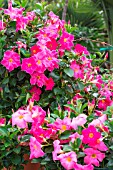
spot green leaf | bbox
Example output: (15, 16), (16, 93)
(77, 82), (84, 90)
(36, 3), (43, 10)
(13, 146), (21, 154)
(20, 48), (30, 57)
(17, 71), (26, 81)
(63, 145), (72, 152)
(60, 130), (71, 140)
(2, 77), (9, 84)
(20, 135), (31, 142)
(11, 155), (21, 165)
(31, 158), (42, 163)
(54, 87), (63, 95)
(64, 68), (74, 77)
(0, 127), (8, 136)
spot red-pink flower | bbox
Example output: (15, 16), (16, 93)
(70, 60), (84, 79)
(46, 38), (58, 50)
(57, 151), (77, 170)
(59, 31), (74, 50)
(29, 86), (42, 102)
(21, 57), (37, 75)
(29, 137), (45, 159)
(0, 118), (6, 126)
(1, 50), (20, 72)
(84, 148), (105, 167)
(82, 125), (101, 145)
(12, 109), (33, 128)
(45, 77), (55, 90)
(74, 44), (89, 56)
(30, 72), (47, 87)
(98, 97), (112, 111)
(30, 45), (41, 56)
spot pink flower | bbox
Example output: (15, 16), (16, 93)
(46, 38), (58, 50)
(29, 86), (42, 102)
(30, 72), (47, 87)
(16, 41), (26, 50)
(71, 114), (87, 130)
(12, 109), (33, 128)
(21, 57), (37, 75)
(89, 114), (107, 127)
(1, 50), (20, 72)
(98, 97), (112, 111)
(84, 148), (105, 167)
(70, 60), (84, 79)
(74, 163), (94, 170)
(69, 132), (83, 143)
(82, 125), (101, 145)
(52, 140), (63, 160)
(30, 45), (41, 56)
(0, 118), (6, 126)
(48, 117), (71, 132)
(59, 31), (74, 50)
(74, 44), (89, 56)
(31, 105), (46, 125)
(57, 151), (77, 170)
(45, 77), (55, 90)
(4, 1), (24, 20)
(29, 137), (45, 159)
(92, 139), (108, 151)
(0, 20), (6, 31)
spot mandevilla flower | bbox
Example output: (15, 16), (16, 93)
(84, 148), (105, 167)
(82, 125), (101, 145)
(29, 137), (45, 159)
(57, 151), (77, 170)
(1, 50), (21, 72)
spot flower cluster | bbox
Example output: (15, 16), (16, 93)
(1, 1), (113, 170)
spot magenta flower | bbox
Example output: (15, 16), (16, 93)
(30, 72), (47, 87)
(21, 57), (37, 75)
(59, 31), (74, 50)
(84, 148), (105, 167)
(98, 97), (112, 111)
(70, 60), (84, 79)
(0, 20), (6, 31)
(0, 118), (6, 126)
(71, 114), (87, 130)
(74, 44), (89, 56)
(29, 137), (45, 159)
(29, 86), (42, 102)
(82, 125), (101, 145)
(4, 1), (24, 20)
(74, 163), (94, 170)
(12, 109), (33, 128)
(1, 50), (20, 72)
(57, 151), (77, 170)
(45, 77), (55, 90)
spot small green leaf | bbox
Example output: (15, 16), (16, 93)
(64, 68), (74, 77)
(60, 130), (71, 140)
(0, 127), (8, 136)
(36, 3), (43, 10)
(20, 48), (30, 57)
(11, 155), (21, 165)
(13, 146), (21, 154)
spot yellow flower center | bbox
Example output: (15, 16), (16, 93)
(28, 63), (31, 67)
(33, 50), (36, 53)
(102, 100), (105, 103)
(19, 115), (24, 119)
(61, 125), (67, 131)
(34, 145), (38, 149)
(9, 58), (13, 63)
(64, 38), (67, 42)
(37, 76), (40, 80)
(92, 154), (97, 158)
(89, 133), (94, 138)
(74, 68), (79, 72)
(37, 60), (41, 65)
(48, 57), (52, 60)
(66, 157), (72, 162)
(44, 34), (47, 37)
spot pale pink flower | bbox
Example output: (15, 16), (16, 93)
(57, 151), (77, 170)
(12, 109), (33, 128)
(71, 114), (87, 130)
(52, 140), (63, 160)
(70, 132), (83, 143)
(89, 114), (107, 127)
(1, 50), (20, 72)
(84, 148), (105, 167)
(21, 57), (37, 75)
(29, 137), (45, 159)
(16, 41), (26, 50)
